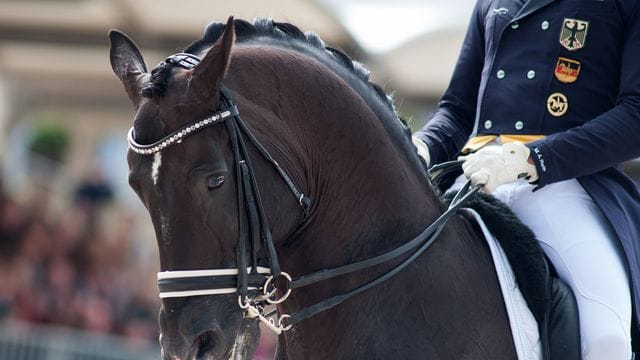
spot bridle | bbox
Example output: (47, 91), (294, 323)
(128, 53), (479, 335)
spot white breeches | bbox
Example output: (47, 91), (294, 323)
(451, 176), (632, 359)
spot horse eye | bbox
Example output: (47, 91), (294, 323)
(207, 175), (225, 190)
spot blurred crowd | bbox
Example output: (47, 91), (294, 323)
(0, 170), (277, 357)
(0, 173), (160, 350)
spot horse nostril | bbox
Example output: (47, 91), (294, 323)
(194, 329), (224, 359)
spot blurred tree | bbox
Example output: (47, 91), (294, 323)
(28, 120), (69, 163)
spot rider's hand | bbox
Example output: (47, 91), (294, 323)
(461, 142), (538, 193)
(412, 136), (431, 166)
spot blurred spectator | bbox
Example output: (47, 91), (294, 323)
(75, 169), (114, 209)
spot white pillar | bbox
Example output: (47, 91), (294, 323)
(0, 72), (9, 159)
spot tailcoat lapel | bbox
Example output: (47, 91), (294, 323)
(512, 0), (558, 22)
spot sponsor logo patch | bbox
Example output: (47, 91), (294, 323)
(555, 57), (581, 83)
(559, 18), (589, 51)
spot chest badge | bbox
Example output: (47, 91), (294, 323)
(555, 57), (581, 83)
(547, 93), (569, 117)
(559, 18), (589, 51)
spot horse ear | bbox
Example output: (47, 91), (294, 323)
(189, 16), (235, 103)
(109, 30), (148, 107)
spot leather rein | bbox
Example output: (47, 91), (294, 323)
(127, 53), (478, 334)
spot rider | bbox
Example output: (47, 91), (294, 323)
(412, 0), (640, 359)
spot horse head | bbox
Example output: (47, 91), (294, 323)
(110, 16), (468, 360)
(110, 17), (304, 359)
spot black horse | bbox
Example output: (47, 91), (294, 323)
(110, 17), (523, 359)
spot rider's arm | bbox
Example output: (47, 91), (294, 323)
(413, 0), (488, 165)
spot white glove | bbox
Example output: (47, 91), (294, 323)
(412, 136), (431, 166)
(461, 142), (538, 193)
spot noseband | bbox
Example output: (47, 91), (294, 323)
(128, 53), (479, 334)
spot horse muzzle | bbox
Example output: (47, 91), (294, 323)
(159, 297), (260, 360)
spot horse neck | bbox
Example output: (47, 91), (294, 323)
(228, 45), (444, 249)
(227, 43), (444, 268)
(225, 46), (516, 359)
(278, 76), (442, 268)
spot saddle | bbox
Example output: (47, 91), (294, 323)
(445, 191), (581, 360)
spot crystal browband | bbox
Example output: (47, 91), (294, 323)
(127, 105), (239, 155)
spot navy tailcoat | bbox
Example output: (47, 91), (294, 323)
(416, 0), (640, 328)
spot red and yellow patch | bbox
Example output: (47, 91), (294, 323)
(555, 57), (581, 83)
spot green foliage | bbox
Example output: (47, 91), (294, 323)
(28, 120), (70, 162)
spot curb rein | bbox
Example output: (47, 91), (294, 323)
(127, 53), (479, 335)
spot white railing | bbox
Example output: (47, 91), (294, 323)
(0, 322), (159, 360)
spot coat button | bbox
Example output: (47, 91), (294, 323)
(541, 21), (550, 30)
(527, 70), (536, 79)
(515, 121), (524, 130)
(511, 22), (519, 29)
(496, 69), (506, 79)
(484, 120), (493, 129)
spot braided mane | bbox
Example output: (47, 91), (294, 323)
(145, 18), (396, 114)
(143, 18), (426, 177)
(188, 18), (395, 109)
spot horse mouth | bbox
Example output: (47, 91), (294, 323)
(184, 321), (257, 360)
(192, 330), (219, 360)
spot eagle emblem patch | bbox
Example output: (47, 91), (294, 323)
(555, 57), (581, 83)
(559, 18), (589, 51)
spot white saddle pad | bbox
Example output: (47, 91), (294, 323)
(462, 208), (542, 360)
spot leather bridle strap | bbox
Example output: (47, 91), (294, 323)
(225, 111), (251, 298)
(152, 90), (303, 299)
(157, 268), (271, 298)
(221, 89), (284, 280)
(279, 178), (479, 326)
(233, 113), (312, 210)
(286, 161), (468, 291)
